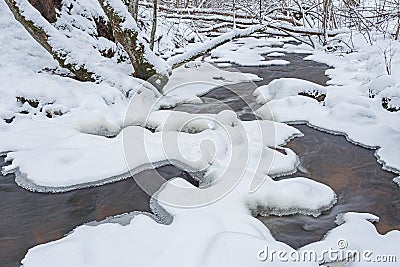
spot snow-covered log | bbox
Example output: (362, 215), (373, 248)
(167, 25), (266, 67)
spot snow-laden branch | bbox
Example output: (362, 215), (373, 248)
(162, 12), (256, 26)
(140, 1), (253, 19)
(166, 25), (266, 67)
(266, 21), (349, 37)
(165, 18), (348, 68)
(3, 0), (164, 95)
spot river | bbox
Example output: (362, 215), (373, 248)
(1, 51), (398, 266)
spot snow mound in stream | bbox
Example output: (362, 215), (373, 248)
(253, 78), (327, 104)
(159, 61), (262, 107)
(21, 168), (336, 266)
(205, 37), (291, 67)
(255, 72), (400, 174)
(0, 1), (268, 192)
(303, 213), (400, 266)
(21, 173), (399, 267)
(2, 3), (398, 264)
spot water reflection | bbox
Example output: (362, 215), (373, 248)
(259, 124), (400, 249)
(0, 159), (197, 267)
(175, 53), (399, 249)
(1, 52), (398, 266)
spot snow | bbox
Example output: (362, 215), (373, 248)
(0, 1), (131, 189)
(394, 177), (400, 187)
(159, 61), (262, 107)
(19, 95), (338, 266)
(266, 52), (285, 57)
(21, 125), (336, 266)
(0, 15), (340, 259)
(205, 37), (291, 66)
(253, 78), (326, 104)
(0, 2), (268, 192)
(1, 1), (399, 265)
(21, 174), (399, 267)
(217, 62), (232, 68)
(8, 0), (167, 95)
(303, 212), (400, 266)
(166, 25), (266, 67)
(255, 33), (400, 174)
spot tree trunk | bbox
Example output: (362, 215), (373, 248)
(99, 0), (169, 90)
(396, 11), (400, 40)
(27, 0), (60, 23)
(150, 0), (157, 50)
(128, 0), (139, 21)
(4, 0), (94, 81)
(322, 0), (332, 45)
(232, 0), (236, 28)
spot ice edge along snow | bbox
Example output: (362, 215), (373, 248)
(1, 15), (341, 264)
(19, 107), (338, 266)
(254, 35), (400, 174)
(1, 1), (399, 264)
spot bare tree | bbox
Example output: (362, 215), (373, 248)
(396, 3), (400, 40)
(233, 0), (236, 28)
(99, 0), (169, 89)
(322, 0), (332, 45)
(128, 0), (139, 21)
(380, 40), (393, 75)
(150, 0), (158, 50)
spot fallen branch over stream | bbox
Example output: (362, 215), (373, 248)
(167, 25), (266, 67)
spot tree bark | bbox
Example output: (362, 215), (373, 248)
(4, 0), (95, 81)
(322, 0), (332, 45)
(27, 0), (60, 23)
(99, 0), (169, 89)
(150, 0), (157, 50)
(233, 0), (236, 28)
(396, 11), (400, 40)
(128, 0), (139, 21)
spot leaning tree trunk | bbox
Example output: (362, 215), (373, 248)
(4, 0), (95, 82)
(99, 0), (170, 90)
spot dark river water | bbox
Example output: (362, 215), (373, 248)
(1, 51), (399, 266)
(0, 162), (197, 267)
(176, 52), (400, 247)
(260, 124), (400, 248)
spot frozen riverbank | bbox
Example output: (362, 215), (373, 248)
(19, 47), (400, 266)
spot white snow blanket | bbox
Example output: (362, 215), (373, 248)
(255, 34), (400, 174)
(1, 1), (399, 265)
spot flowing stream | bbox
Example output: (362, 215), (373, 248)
(1, 52), (399, 266)
(174, 53), (400, 247)
(261, 124), (400, 248)
(0, 162), (197, 267)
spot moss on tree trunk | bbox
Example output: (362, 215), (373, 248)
(99, 0), (168, 90)
(4, 0), (95, 82)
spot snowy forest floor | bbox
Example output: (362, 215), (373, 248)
(1, 1), (400, 265)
